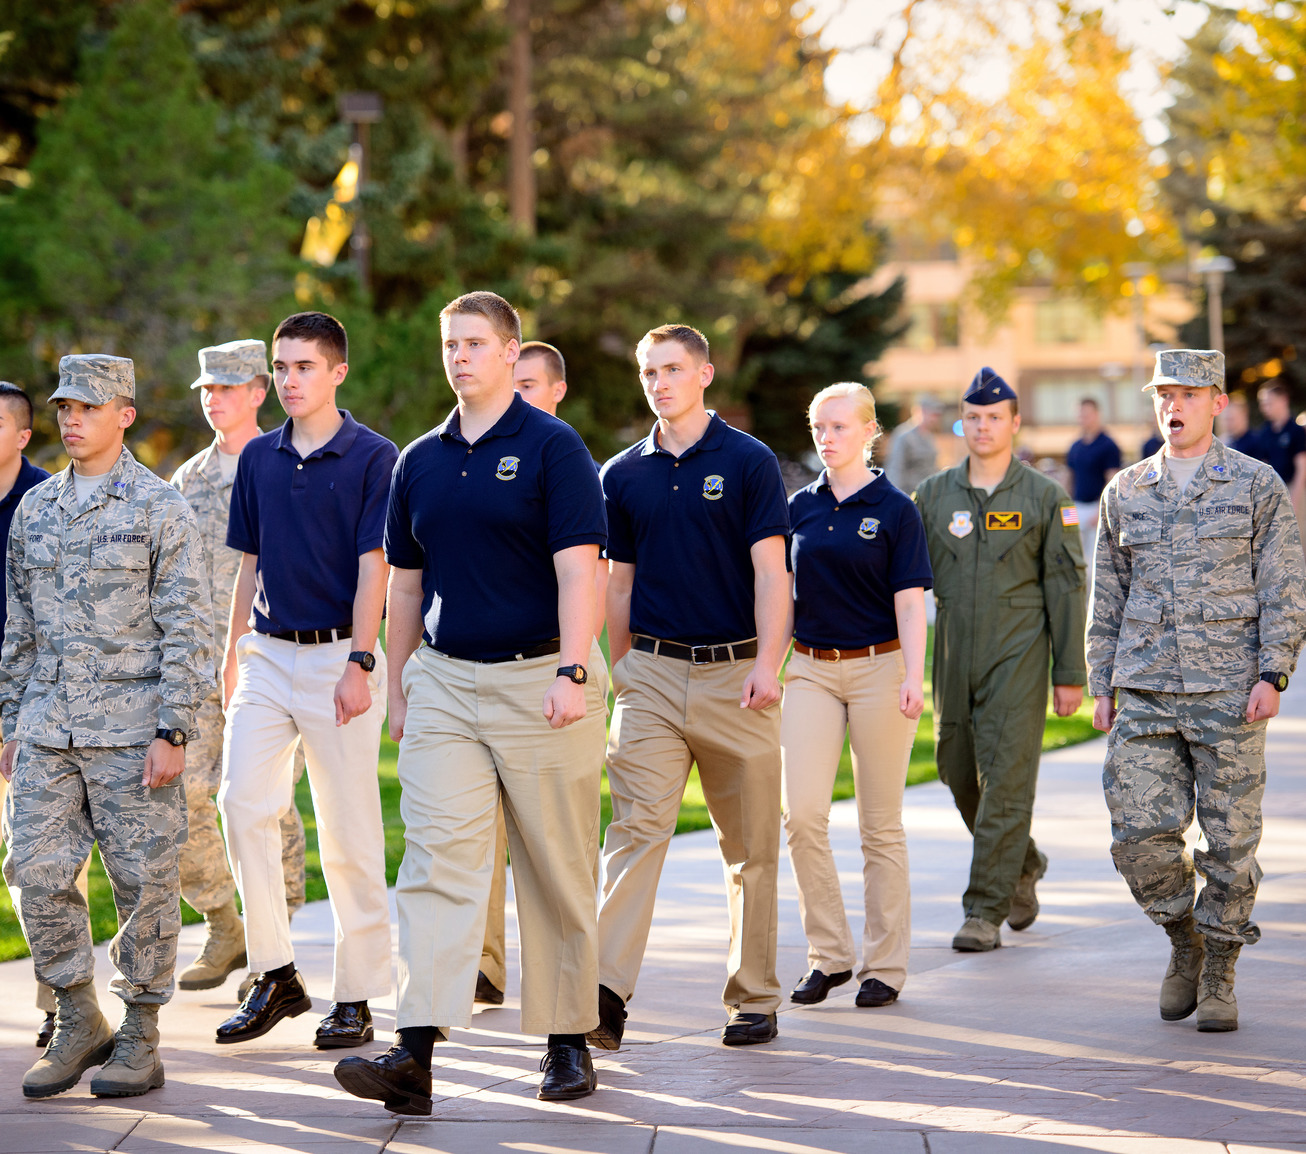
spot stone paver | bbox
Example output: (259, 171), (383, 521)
(2, 684), (1304, 1152)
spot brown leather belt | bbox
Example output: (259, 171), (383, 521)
(794, 639), (901, 662)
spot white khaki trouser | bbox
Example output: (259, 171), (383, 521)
(395, 641), (608, 1036)
(218, 632), (392, 1002)
(780, 648), (916, 992)
(599, 646), (783, 1015)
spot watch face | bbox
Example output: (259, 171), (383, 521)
(1276, 674), (1289, 692)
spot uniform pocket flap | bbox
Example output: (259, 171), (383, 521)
(1124, 592), (1164, 623)
(1119, 521), (1162, 547)
(1003, 593), (1045, 608)
(97, 651), (161, 679)
(90, 535), (151, 569)
(1196, 520), (1254, 540)
(32, 654), (59, 681)
(23, 539), (59, 568)
(1203, 595), (1260, 622)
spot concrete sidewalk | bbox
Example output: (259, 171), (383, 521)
(2, 685), (1305, 1154)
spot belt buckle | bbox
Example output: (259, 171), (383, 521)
(690, 644), (714, 665)
(830, 648), (842, 662)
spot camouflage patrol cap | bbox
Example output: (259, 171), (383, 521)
(1145, 348), (1225, 393)
(191, 339), (268, 389)
(49, 354), (135, 405)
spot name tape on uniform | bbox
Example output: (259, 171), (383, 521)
(985, 511), (1022, 531)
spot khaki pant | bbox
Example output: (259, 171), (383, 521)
(780, 649), (915, 991)
(218, 632), (391, 1002)
(479, 804), (509, 992)
(395, 641), (607, 1035)
(599, 646), (782, 1014)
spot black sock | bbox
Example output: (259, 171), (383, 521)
(396, 1026), (444, 1070)
(337, 1000), (367, 1010)
(548, 1033), (587, 1050)
(266, 962), (296, 982)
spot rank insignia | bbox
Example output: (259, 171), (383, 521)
(948, 510), (973, 538)
(1060, 506), (1079, 527)
(857, 517), (880, 540)
(495, 455), (520, 481)
(986, 511), (1022, 530)
(703, 474), (724, 501)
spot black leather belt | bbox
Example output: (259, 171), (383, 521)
(264, 626), (352, 645)
(424, 638), (560, 664)
(631, 634), (758, 664)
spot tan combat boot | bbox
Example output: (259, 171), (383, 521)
(178, 900), (247, 991)
(91, 1003), (165, 1097)
(1008, 858), (1048, 932)
(1160, 916), (1204, 1021)
(952, 916), (1002, 952)
(1195, 940), (1240, 1033)
(22, 982), (115, 1099)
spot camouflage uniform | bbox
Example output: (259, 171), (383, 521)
(171, 436), (306, 918)
(1090, 417), (1306, 944)
(0, 356), (213, 1004)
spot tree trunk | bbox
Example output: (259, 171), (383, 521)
(507, 0), (535, 235)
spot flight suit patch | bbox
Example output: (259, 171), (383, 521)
(948, 511), (973, 538)
(986, 511), (1022, 530)
(1060, 506), (1079, 527)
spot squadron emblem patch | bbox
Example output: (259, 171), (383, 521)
(948, 511), (973, 538)
(495, 456), (520, 481)
(857, 517), (880, 540)
(703, 474), (724, 501)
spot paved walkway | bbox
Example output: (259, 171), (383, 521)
(3, 683), (1305, 1153)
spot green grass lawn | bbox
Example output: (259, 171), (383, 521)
(0, 630), (1099, 963)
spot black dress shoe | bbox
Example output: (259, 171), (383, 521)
(36, 1011), (55, 1048)
(855, 978), (899, 1008)
(214, 970), (313, 1044)
(585, 984), (626, 1051)
(721, 1011), (778, 1046)
(334, 1044), (433, 1116)
(315, 1001), (373, 1049)
(789, 968), (853, 1005)
(537, 1043), (597, 1101)
(475, 971), (504, 1006)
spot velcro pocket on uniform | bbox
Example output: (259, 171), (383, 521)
(96, 651), (162, 679)
(1196, 523), (1254, 540)
(1003, 593), (1044, 608)
(1119, 521), (1162, 547)
(31, 654), (59, 681)
(1202, 595), (1260, 621)
(23, 538), (59, 568)
(90, 538), (150, 569)
(1123, 591), (1163, 623)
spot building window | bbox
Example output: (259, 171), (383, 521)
(1034, 298), (1103, 346)
(901, 302), (960, 351)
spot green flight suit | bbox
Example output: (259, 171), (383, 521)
(915, 457), (1087, 924)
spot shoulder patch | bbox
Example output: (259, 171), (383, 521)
(1060, 506), (1079, 527)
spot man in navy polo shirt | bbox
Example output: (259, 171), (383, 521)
(214, 312), (397, 1052)
(333, 291), (608, 1112)
(1065, 398), (1121, 564)
(590, 323), (791, 1050)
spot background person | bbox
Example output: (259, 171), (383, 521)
(215, 312), (395, 1052)
(886, 395), (943, 496)
(590, 323), (790, 1051)
(170, 340), (308, 996)
(1217, 393), (1264, 458)
(782, 383), (930, 1012)
(1256, 382), (1306, 538)
(914, 368), (1087, 953)
(1065, 397), (1121, 566)
(1090, 349), (1306, 1032)
(1, 355), (213, 1100)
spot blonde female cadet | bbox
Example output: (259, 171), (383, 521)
(781, 383), (931, 1010)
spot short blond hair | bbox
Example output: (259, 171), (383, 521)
(808, 382), (880, 460)
(440, 291), (522, 345)
(636, 324), (709, 365)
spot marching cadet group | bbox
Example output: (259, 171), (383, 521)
(0, 289), (1303, 1111)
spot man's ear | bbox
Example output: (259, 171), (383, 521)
(16, 427), (31, 451)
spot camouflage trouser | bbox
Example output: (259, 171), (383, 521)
(1103, 687), (1266, 946)
(1, 742), (186, 1004)
(181, 693), (307, 915)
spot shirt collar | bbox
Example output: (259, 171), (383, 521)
(1, 457), (47, 508)
(1138, 439), (1231, 488)
(54, 446), (136, 515)
(436, 392), (532, 445)
(814, 468), (885, 506)
(274, 410), (359, 459)
(953, 455), (1023, 494)
(640, 411), (728, 458)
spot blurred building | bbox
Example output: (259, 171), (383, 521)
(869, 248), (1197, 471)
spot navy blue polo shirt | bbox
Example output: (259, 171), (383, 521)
(1, 457), (51, 646)
(602, 413), (789, 645)
(384, 392), (606, 661)
(1140, 433), (1163, 461)
(1260, 419), (1306, 483)
(1065, 432), (1121, 502)
(789, 471), (933, 650)
(227, 411), (397, 634)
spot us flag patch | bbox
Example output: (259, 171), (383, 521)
(1060, 506), (1079, 527)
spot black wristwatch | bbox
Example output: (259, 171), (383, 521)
(155, 727), (187, 747)
(348, 651), (377, 673)
(557, 663), (588, 685)
(1261, 671), (1289, 692)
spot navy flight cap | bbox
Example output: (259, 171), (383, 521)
(963, 367), (1017, 406)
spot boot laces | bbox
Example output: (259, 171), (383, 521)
(1200, 948), (1234, 996)
(107, 1007), (152, 1066)
(1166, 924), (1198, 968)
(47, 990), (88, 1058)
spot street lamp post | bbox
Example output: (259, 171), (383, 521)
(1193, 255), (1235, 353)
(1122, 263), (1152, 390)
(338, 92), (383, 293)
